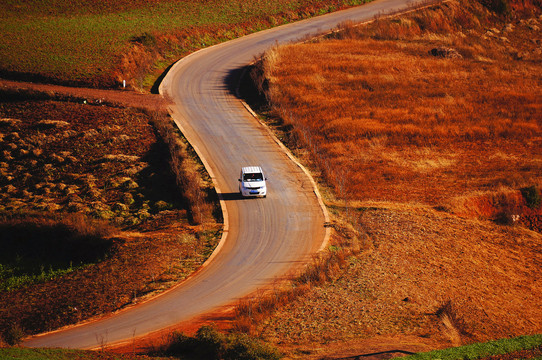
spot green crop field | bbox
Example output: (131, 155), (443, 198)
(0, 0), (372, 88)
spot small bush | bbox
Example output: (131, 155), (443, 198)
(159, 326), (223, 359)
(122, 192), (135, 205)
(131, 32), (157, 47)
(224, 333), (281, 360)
(161, 331), (196, 355)
(154, 200), (172, 211)
(521, 185), (541, 209)
(2, 323), (25, 346)
(196, 325), (226, 359)
(435, 300), (472, 340)
(158, 325), (281, 360)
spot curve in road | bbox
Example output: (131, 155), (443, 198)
(24, 0), (421, 350)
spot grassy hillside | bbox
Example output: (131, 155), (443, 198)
(260, 0), (542, 222)
(0, 0), (373, 89)
(239, 0), (542, 357)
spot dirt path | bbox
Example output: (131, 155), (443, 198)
(0, 79), (169, 112)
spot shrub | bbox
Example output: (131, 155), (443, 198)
(154, 200), (172, 211)
(112, 203), (128, 212)
(161, 331), (195, 355)
(158, 325), (281, 360)
(1, 323), (25, 346)
(435, 300), (473, 341)
(122, 192), (135, 205)
(521, 185), (541, 209)
(131, 32), (157, 47)
(224, 333), (281, 360)
(136, 209), (151, 220)
(195, 325), (225, 359)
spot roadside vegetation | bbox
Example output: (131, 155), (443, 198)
(0, 333), (539, 360)
(236, 0), (542, 357)
(0, 0), (374, 90)
(0, 88), (220, 344)
(0, 325), (282, 360)
(151, 325), (281, 360)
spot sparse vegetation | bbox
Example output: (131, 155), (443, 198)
(238, 0), (542, 357)
(254, 0), (542, 227)
(0, 89), (221, 342)
(153, 325), (282, 360)
(0, 214), (115, 292)
(150, 111), (215, 225)
(232, 246), (353, 334)
(0, 89), (182, 228)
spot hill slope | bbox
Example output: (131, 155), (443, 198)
(243, 0), (542, 357)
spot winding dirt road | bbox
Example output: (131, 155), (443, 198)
(24, 0), (421, 350)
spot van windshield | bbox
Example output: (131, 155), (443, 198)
(243, 173), (263, 182)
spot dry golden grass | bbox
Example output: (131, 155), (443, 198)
(263, 0), (541, 215)
(242, 0), (542, 357)
(150, 111), (216, 225)
(258, 206), (542, 356)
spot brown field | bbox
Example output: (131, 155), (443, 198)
(0, 89), (220, 342)
(261, 0), (542, 219)
(242, 0), (542, 357)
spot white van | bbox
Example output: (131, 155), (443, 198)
(238, 166), (267, 198)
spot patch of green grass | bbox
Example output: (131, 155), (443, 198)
(394, 334), (542, 360)
(0, 215), (114, 292)
(0, 0), (374, 87)
(0, 263), (80, 292)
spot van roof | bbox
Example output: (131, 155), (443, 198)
(241, 166), (263, 174)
